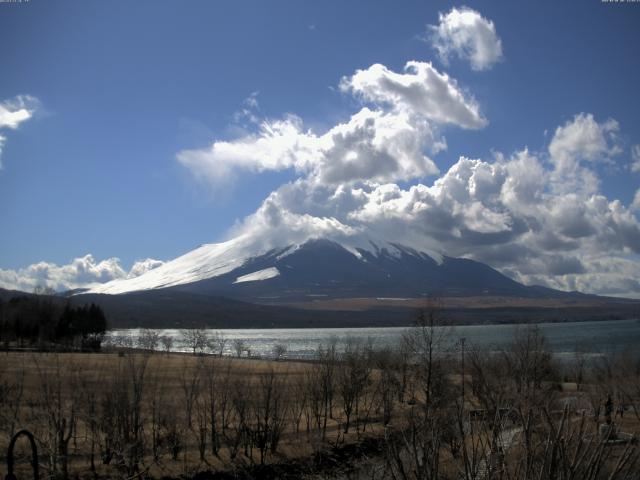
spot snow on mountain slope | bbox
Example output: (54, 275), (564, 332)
(87, 234), (261, 294)
(233, 267), (280, 284)
(85, 233), (443, 295)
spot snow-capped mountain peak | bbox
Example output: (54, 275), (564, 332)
(85, 234), (443, 295)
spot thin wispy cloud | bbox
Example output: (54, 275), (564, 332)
(232, 91), (261, 126)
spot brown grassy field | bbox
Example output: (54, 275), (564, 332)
(2, 323), (640, 480)
(0, 350), (389, 479)
(283, 295), (639, 311)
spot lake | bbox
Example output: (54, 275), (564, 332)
(108, 318), (640, 360)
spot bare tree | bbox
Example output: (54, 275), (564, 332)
(612, 352), (640, 421)
(113, 333), (135, 352)
(202, 356), (223, 456)
(195, 385), (209, 462)
(311, 339), (338, 440)
(225, 377), (250, 460)
(181, 328), (208, 355)
(272, 342), (287, 361)
(123, 354), (149, 476)
(77, 362), (103, 477)
(371, 347), (400, 426)
(385, 300), (454, 480)
(504, 325), (556, 400)
(291, 371), (309, 434)
(0, 360), (25, 440)
(207, 331), (227, 357)
(305, 365), (325, 436)
(160, 406), (182, 461)
(250, 368), (288, 464)
(337, 337), (370, 433)
(97, 354), (150, 476)
(160, 335), (174, 355)
(570, 340), (591, 391)
(137, 328), (160, 352)
(180, 357), (203, 431)
(233, 338), (247, 358)
(147, 369), (169, 463)
(403, 300), (452, 408)
(31, 354), (78, 480)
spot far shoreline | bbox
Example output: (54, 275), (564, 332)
(106, 317), (640, 360)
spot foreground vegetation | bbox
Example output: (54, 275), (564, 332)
(1, 308), (640, 479)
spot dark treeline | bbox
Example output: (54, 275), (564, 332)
(67, 289), (640, 329)
(0, 290), (107, 351)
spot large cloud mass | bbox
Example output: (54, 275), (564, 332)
(224, 139), (640, 297)
(174, 33), (640, 297)
(177, 61), (485, 187)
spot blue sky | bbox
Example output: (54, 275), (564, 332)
(1, 0), (640, 296)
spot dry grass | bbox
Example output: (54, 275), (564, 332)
(0, 351), (384, 479)
(282, 295), (632, 311)
(2, 343), (640, 480)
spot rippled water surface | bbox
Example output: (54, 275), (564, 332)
(109, 318), (640, 360)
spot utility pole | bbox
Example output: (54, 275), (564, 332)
(460, 337), (466, 408)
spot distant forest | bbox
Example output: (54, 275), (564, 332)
(0, 290), (107, 350)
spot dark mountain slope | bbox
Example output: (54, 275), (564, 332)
(167, 239), (578, 302)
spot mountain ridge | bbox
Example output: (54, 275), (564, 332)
(85, 236), (592, 303)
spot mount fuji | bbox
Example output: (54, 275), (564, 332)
(85, 234), (563, 302)
(66, 234), (640, 328)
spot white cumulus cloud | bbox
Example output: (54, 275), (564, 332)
(0, 94), (40, 167)
(128, 258), (165, 279)
(6, 20), (640, 299)
(177, 107), (442, 187)
(0, 255), (164, 293)
(429, 7), (503, 71)
(631, 144), (640, 173)
(220, 120), (640, 298)
(177, 61), (485, 187)
(177, 114), (316, 185)
(632, 190), (640, 211)
(341, 61), (487, 128)
(173, 44), (640, 298)
(549, 113), (621, 172)
(0, 95), (38, 129)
